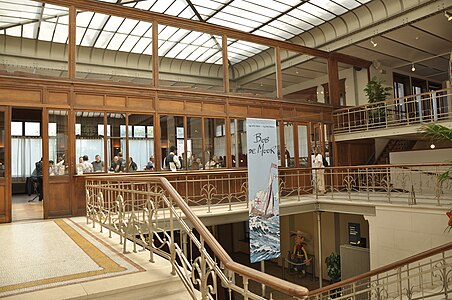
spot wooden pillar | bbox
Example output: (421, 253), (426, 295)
(68, 6), (76, 80)
(327, 56), (340, 106)
(152, 20), (159, 88)
(222, 34), (229, 93)
(275, 47), (283, 99)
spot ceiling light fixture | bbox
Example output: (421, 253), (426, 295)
(411, 63), (416, 72)
(370, 38), (377, 47)
(445, 11), (452, 21)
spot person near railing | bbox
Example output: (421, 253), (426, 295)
(163, 146), (181, 172)
(313, 148), (326, 195)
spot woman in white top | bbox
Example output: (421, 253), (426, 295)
(313, 148), (326, 195)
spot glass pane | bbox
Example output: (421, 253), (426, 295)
(0, 1), (68, 78)
(75, 111), (105, 173)
(228, 37), (276, 98)
(25, 122), (41, 136)
(128, 114), (154, 171)
(284, 122), (295, 167)
(107, 113), (126, 172)
(187, 117), (202, 170)
(160, 115), (184, 170)
(204, 118), (226, 169)
(281, 51), (328, 103)
(49, 110), (68, 176)
(298, 125), (309, 167)
(230, 119), (247, 167)
(11, 122), (22, 136)
(76, 10), (152, 85)
(159, 25), (223, 93)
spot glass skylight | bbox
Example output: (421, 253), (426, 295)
(0, 0), (373, 65)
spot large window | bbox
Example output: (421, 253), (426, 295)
(128, 114), (154, 171)
(284, 122), (295, 167)
(187, 117), (202, 170)
(230, 119), (247, 167)
(107, 113), (126, 172)
(204, 118), (226, 168)
(76, 112), (105, 172)
(49, 110), (68, 176)
(11, 121), (42, 178)
(297, 124), (309, 167)
(160, 116), (184, 170)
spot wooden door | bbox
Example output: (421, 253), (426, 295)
(0, 107), (11, 223)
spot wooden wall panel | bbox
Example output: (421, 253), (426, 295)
(159, 99), (184, 112)
(0, 88), (41, 104)
(46, 180), (71, 217)
(248, 106), (262, 117)
(128, 97), (154, 111)
(0, 184), (6, 222)
(106, 96), (126, 107)
(203, 103), (225, 115)
(75, 94), (104, 107)
(262, 107), (279, 119)
(229, 105), (246, 117)
(185, 102), (202, 114)
(48, 92), (69, 105)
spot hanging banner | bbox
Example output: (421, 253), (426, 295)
(246, 118), (280, 263)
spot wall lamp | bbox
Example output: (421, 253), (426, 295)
(370, 38), (378, 47)
(446, 11), (452, 21)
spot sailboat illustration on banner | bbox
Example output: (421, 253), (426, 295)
(251, 163), (279, 219)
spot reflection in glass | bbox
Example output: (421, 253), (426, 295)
(298, 125), (309, 167)
(284, 122), (294, 167)
(76, 112), (105, 173)
(107, 113), (126, 172)
(230, 119), (247, 167)
(187, 117), (202, 170)
(128, 114), (154, 171)
(204, 118), (226, 169)
(160, 116), (184, 170)
(49, 110), (68, 176)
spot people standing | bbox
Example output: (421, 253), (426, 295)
(313, 147), (326, 195)
(164, 146), (181, 172)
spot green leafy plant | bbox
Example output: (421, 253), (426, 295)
(325, 252), (341, 283)
(421, 123), (452, 230)
(364, 77), (392, 124)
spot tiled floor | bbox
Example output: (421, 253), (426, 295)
(0, 218), (145, 298)
(11, 194), (43, 222)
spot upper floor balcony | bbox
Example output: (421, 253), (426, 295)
(333, 88), (452, 141)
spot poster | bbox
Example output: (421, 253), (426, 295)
(246, 118), (280, 263)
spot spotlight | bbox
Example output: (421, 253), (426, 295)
(446, 11), (452, 21)
(430, 143), (436, 149)
(411, 63), (416, 72)
(370, 38), (377, 47)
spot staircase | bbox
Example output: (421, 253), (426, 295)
(308, 242), (452, 300)
(375, 139), (417, 164)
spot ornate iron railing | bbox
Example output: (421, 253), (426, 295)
(85, 163), (452, 217)
(333, 88), (452, 134)
(308, 242), (452, 300)
(85, 176), (309, 300)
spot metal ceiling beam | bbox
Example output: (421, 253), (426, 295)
(34, 0), (333, 60)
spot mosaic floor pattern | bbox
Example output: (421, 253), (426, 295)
(0, 218), (144, 297)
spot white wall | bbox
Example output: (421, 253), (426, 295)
(390, 148), (452, 164)
(365, 206), (452, 270)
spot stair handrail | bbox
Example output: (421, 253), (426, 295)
(86, 175), (310, 298)
(308, 241), (452, 297)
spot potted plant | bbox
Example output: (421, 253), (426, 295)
(325, 252), (341, 298)
(363, 76), (392, 125)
